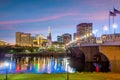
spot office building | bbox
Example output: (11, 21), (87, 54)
(57, 36), (63, 43)
(77, 23), (92, 40)
(73, 33), (77, 40)
(62, 33), (72, 44)
(16, 32), (32, 46)
(0, 40), (7, 46)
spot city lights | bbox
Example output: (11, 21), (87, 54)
(103, 25), (108, 32)
(112, 23), (117, 33)
(4, 62), (9, 67)
(4, 62), (9, 80)
(112, 23), (117, 29)
(0, 1), (120, 80)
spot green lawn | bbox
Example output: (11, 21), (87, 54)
(0, 72), (120, 80)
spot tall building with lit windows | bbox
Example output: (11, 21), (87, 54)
(16, 32), (32, 46)
(57, 36), (63, 43)
(77, 23), (92, 40)
(62, 33), (72, 44)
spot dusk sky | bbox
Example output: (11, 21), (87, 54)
(0, 0), (120, 44)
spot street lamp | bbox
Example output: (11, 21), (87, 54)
(103, 25), (108, 34)
(4, 62), (9, 80)
(66, 58), (70, 80)
(112, 23), (117, 34)
(92, 29), (98, 43)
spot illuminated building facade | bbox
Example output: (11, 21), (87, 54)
(77, 23), (92, 39)
(16, 32), (32, 46)
(36, 34), (47, 47)
(16, 32), (47, 47)
(0, 40), (7, 46)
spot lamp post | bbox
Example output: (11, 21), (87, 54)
(66, 58), (69, 80)
(4, 62), (9, 80)
(112, 23), (117, 34)
(92, 30), (98, 43)
(66, 49), (70, 80)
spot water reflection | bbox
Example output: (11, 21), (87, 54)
(0, 57), (75, 74)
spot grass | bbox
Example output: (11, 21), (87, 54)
(0, 72), (120, 80)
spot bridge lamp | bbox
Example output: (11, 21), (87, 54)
(76, 38), (78, 40)
(92, 29), (98, 43)
(90, 33), (92, 36)
(112, 23), (117, 34)
(92, 30), (98, 36)
(103, 25), (108, 34)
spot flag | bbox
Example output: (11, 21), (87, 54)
(114, 8), (120, 14)
(109, 11), (116, 16)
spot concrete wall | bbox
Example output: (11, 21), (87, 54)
(99, 45), (120, 72)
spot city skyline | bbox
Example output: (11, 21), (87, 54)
(0, 0), (120, 44)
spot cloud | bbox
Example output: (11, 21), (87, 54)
(72, 11), (108, 21)
(0, 25), (15, 30)
(88, 11), (108, 20)
(0, 13), (78, 25)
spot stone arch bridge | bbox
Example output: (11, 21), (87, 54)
(68, 44), (120, 72)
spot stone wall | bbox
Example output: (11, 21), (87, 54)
(99, 45), (120, 72)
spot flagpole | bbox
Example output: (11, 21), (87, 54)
(113, 7), (115, 34)
(109, 12), (110, 34)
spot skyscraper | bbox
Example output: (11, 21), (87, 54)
(77, 23), (92, 40)
(62, 33), (72, 44)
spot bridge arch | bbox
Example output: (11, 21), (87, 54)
(68, 47), (85, 72)
(99, 45), (120, 72)
(68, 46), (111, 72)
(93, 52), (110, 72)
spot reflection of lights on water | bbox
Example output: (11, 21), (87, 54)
(0, 57), (75, 74)
(16, 65), (21, 72)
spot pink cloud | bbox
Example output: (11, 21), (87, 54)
(0, 13), (78, 25)
(0, 25), (15, 30)
(72, 11), (108, 21)
(88, 11), (108, 20)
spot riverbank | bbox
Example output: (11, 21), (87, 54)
(0, 72), (120, 80)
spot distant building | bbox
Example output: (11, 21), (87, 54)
(0, 40), (7, 46)
(36, 34), (47, 47)
(16, 32), (32, 46)
(57, 36), (63, 43)
(77, 23), (92, 40)
(62, 33), (72, 44)
(102, 33), (120, 43)
(73, 33), (77, 40)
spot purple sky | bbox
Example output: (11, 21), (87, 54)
(0, 0), (120, 44)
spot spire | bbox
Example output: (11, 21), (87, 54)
(47, 26), (52, 45)
(48, 26), (51, 34)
